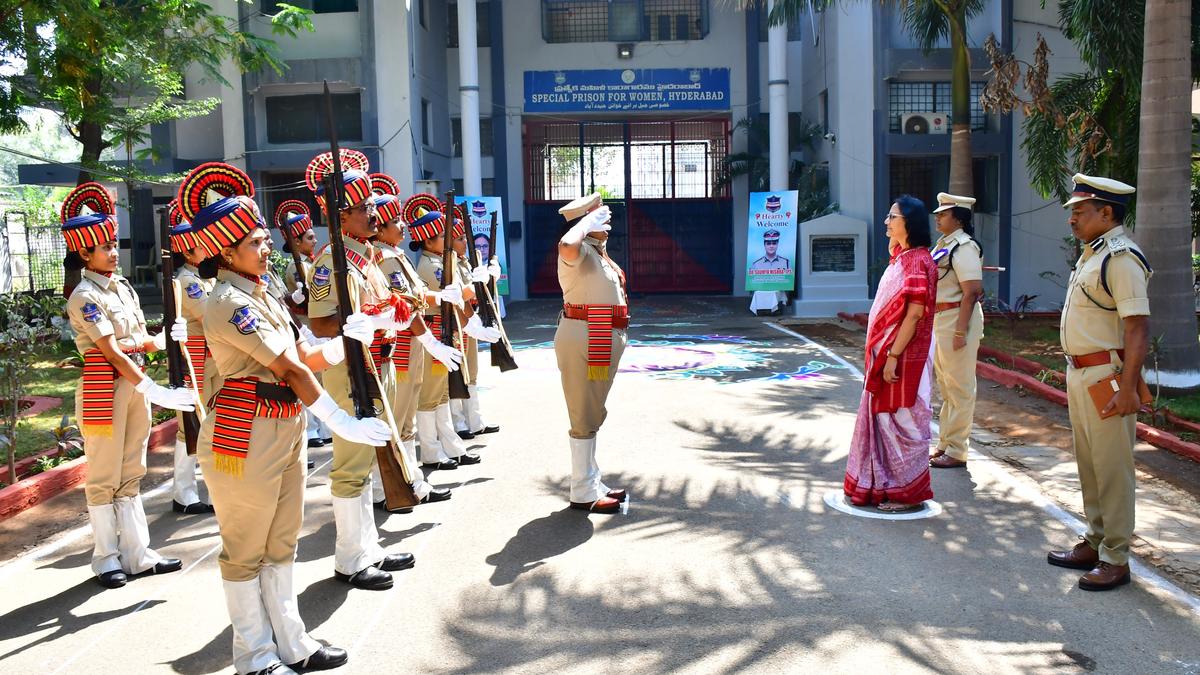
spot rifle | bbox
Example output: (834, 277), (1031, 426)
(159, 208), (203, 455)
(466, 210), (517, 372)
(281, 224), (308, 316)
(320, 81), (418, 510)
(441, 190), (471, 399)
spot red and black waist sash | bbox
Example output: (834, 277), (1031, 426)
(211, 377), (302, 477)
(367, 330), (394, 373)
(562, 303), (630, 381)
(392, 328), (414, 379)
(183, 336), (208, 391)
(81, 347), (145, 437)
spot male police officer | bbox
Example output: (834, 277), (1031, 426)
(1047, 174), (1151, 591)
(749, 229), (790, 272)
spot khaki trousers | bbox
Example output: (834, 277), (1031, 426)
(554, 318), (627, 439)
(198, 414), (306, 582)
(390, 337), (425, 442)
(932, 305), (984, 460)
(464, 335), (479, 386)
(324, 359), (395, 499)
(1066, 361), (1137, 565)
(77, 377), (152, 506)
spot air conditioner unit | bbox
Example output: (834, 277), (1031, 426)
(902, 113), (948, 135)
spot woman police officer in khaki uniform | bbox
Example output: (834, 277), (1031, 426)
(556, 193), (629, 515)
(178, 161), (390, 674)
(63, 182), (194, 589)
(928, 192), (985, 469)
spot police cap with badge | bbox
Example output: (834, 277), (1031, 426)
(763, 229), (780, 243)
(1065, 173), (1152, 310)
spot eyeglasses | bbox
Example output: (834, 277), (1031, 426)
(885, 213), (903, 220)
(344, 201), (377, 215)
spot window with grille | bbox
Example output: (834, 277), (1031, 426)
(451, 118), (495, 157)
(448, 2), (491, 48)
(265, 93), (362, 144)
(888, 156), (998, 214)
(542, 0), (708, 43)
(887, 81), (986, 132)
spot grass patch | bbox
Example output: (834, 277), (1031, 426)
(981, 316), (1064, 371)
(9, 340), (82, 462)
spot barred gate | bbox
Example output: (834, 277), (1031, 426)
(523, 118), (733, 295)
(0, 211), (64, 295)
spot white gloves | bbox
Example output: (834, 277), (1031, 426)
(299, 324), (318, 346)
(318, 338), (346, 366)
(290, 284), (305, 304)
(135, 377), (195, 411)
(309, 392), (391, 446)
(469, 265), (490, 284)
(416, 330), (463, 372)
(487, 259), (502, 280)
(434, 283), (464, 309)
(367, 308), (414, 333)
(342, 312), (376, 346)
(561, 206), (612, 246)
(152, 317), (188, 351)
(463, 314), (501, 344)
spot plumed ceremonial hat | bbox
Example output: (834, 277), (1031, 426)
(932, 192), (976, 213)
(274, 199), (313, 240)
(558, 193), (602, 221)
(1064, 173), (1135, 208)
(305, 149), (372, 212)
(369, 172), (401, 197)
(60, 182), (118, 252)
(167, 199), (200, 254)
(374, 194), (403, 224)
(176, 162), (262, 258)
(402, 193), (447, 242)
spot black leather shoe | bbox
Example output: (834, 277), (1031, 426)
(306, 437), (325, 448)
(289, 645), (348, 672)
(248, 663), (292, 675)
(307, 460), (316, 470)
(374, 499), (413, 514)
(134, 558), (183, 577)
(321, 436), (333, 444)
(455, 452), (482, 466)
(421, 487), (452, 503)
(456, 429), (476, 440)
(421, 459), (459, 471)
(172, 500), (215, 515)
(97, 570), (127, 588)
(475, 424), (500, 435)
(378, 552), (416, 572)
(334, 565), (393, 590)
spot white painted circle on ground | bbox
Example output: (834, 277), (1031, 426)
(822, 489), (943, 521)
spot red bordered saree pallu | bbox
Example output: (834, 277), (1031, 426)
(211, 378), (303, 477)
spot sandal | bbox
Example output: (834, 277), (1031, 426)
(877, 501), (923, 513)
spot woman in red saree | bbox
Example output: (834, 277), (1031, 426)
(845, 195), (938, 512)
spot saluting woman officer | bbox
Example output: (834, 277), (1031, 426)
(62, 182), (195, 589)
(555, 193), (629, 514)
(179, 162), (392, 674)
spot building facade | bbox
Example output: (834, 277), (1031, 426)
(19, 0), (1082, 308)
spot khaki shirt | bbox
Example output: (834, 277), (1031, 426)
(1060, 226), (1151, 356)
(376, 242), (426, 303)
(262, 270), (289, 306)
(417, 250), (451, 317)
(67, 269), (149, 353)
(558, 237), (627, 306)
(285, 257), (313, 293)
(203, 269), (301, 384)
(307, 235), (391, 318)
(933, 229), (983, 304)
(175, 264), (214, 337)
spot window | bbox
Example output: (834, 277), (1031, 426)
(888, 81), (986, 132)
(451, 118), (495, 157)
(262, 0), (358, 13)
(452, 178), (497, 196)
(889, 156), (998, 214)
(448, 2), (492, 48)
(419, 0), (428, 28)
(818, 90), (829, 133)
(542, 0), (708, 43)
(421, 99), (432, 146)
(265, 93), (362, 144)
(757, 5), (804, 42)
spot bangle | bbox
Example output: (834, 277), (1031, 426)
(953, 331), (966, 337)
(887, 351), (901, 359)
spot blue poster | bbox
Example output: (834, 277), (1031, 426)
(455, 196), (509, 296)
(524, 68), (730, 113)
(745, 191), (798, 292)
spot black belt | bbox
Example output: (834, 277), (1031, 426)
(255, 381), (298, 404)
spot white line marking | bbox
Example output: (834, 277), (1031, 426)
(774, 324), (1200, 616)
(823, 489), (944, 520)
(764, 322), (864, 379)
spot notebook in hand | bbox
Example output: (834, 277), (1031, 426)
(1088, 373), (1152, 419)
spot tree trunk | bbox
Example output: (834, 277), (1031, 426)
(947, 13), (973, 197)
(75, 74), (106, 185)
(1134, 0), (1200, 391)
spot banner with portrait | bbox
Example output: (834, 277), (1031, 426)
(745, 191), (798, 291)
(455, 195), (509, 295)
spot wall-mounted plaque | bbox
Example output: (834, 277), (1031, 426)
(811, 236), (856, 273)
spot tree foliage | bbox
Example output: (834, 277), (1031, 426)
(722, 115), (837, 222)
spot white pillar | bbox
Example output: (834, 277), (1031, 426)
(457, 0), (483, 195)
(767, 0), (789, 191)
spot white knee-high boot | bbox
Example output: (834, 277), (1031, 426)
(450, 398), (468, 433)
(332, 494), (375, 576)
(465, 385), (487, 433)
(258, 563), (320, 666)
(87, 503), (122, 575)
(569, 437), (603, 503)
(113, 495), (164, 574)
(416, 410), (447, 464)
(223, 576), (288, 675)
(172, 440), (201, 505)
(435, 404), (468, 459)
(400, 440), (432, 499)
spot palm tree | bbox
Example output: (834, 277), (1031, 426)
(1134, 0), (1200, 388)
(769, 0), (984, 196)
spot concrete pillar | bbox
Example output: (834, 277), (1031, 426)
(767, 0), (789, 191)
(457, 0), (482, 195)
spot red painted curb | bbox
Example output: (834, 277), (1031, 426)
(1137, 424), (1200, 463)
(0, 419), (179, 523)
(977, 345), (1061, 380)
(977, 362), (1069, 406)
